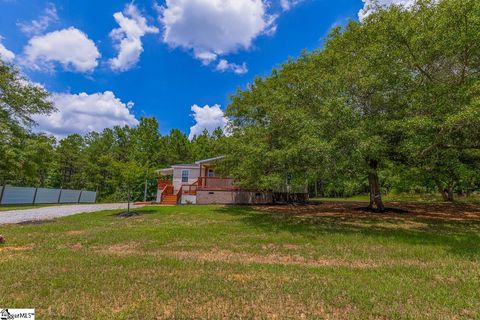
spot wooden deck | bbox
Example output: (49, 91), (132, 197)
(158, 177), (237, 204)
(197, 177), (238, 191)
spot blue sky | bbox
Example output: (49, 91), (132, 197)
(0, 0), (384, 139)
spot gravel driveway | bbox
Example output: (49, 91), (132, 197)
(0, 203), (145, 225)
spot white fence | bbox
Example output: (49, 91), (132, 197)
(0, 186), (96, 205)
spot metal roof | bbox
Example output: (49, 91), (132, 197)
(171, 164), (200, 167)
(195, 155), (225, 164)
(156, 155), (225, 172)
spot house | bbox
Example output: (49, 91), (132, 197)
(156, 156), (273, 205)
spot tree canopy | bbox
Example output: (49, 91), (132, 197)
(224, 0), (480, 207)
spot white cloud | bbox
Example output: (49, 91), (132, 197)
(189, 104), (228, 139)
(34, 91), (139, 138)
(0, 36), (15, 62)
(359, 0), (415, 20)
(158, 0), (276, 64)
(280, 0), (303, 11)
(23, 27), (100, 73)
(109, 4), (159, 71)
(195, 51), (218, 65)
(17, 3), (59, 35)
(216, 59), (248, 75)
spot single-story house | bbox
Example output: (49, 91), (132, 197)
(156, 156), (274, 205)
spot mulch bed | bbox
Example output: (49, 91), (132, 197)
(255, 201), (480, 222)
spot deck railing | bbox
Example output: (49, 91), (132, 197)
(176, 186), (183, 203)
(182, 182), (198, 195)
(159, 177), (238, 198)
(198, 177), (237, 190)
(160, 185), (174, 203)
(158, 180), (172, 190)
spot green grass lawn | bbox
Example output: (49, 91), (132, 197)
(1, 203), (479, 319)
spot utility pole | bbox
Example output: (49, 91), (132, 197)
(143, 180), (148, 202)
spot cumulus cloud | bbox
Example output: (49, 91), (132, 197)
(158, 0), (276, 65)
(189, 104), (228, 140)
(0, 36), (15, 62)
(17, 3), (59, 35)
(216, 59), (248, 75)
(34, 91), (139, 138)
(23, 27), (100, 72)
(359, 0), (415, 20)
(109, 4), (159, 71)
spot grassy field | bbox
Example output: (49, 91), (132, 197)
(1, 203), (479, 319)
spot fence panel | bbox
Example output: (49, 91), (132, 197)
(1, 186), (36, 205)
(35, 188), (61, 204)
(0, 186), (97, 205)
(79, 191), (96, 203)
(59, 189), (81, 203)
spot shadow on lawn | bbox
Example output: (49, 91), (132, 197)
(214, 203), (480, 258)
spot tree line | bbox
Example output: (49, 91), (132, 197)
(1, 0), (479, 208)
(1, 62), (224, 201)
(223, 0), (480, 209)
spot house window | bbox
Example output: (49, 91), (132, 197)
(181, 170), (189, 183)
(208, 169), (215, 177)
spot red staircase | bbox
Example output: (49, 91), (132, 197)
(158, 184), (177, 205)
(161, 194), (178, 205)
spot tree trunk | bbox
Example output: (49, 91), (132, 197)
(437, 182), (455, 202)
(127, 187), (131, 213)
(367, 159), (385, 211)
(38, 169), (45, 187)
(447, 186), (454, 202)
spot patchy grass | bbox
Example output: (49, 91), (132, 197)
(0, 203), (479, 319)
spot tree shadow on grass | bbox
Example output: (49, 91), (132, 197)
(110, 206), (174, 217)
(214, 203), (480, 258)
(111, 211), (142, 218)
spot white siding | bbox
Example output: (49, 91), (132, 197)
(172, 167), (201, 192)
(181, 194), (197, 204)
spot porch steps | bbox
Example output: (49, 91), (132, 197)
(161, 195), (178, 205)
